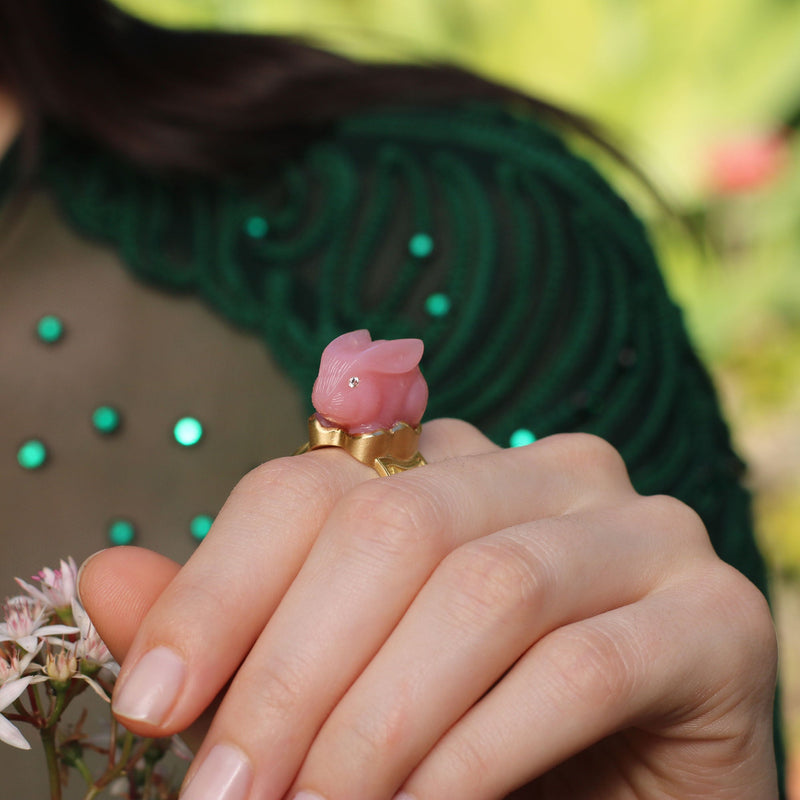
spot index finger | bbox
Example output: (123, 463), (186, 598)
(100, 420), (496, 735)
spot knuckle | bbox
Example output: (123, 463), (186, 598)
(436, 728), (495, 790)
(239, 655), (307, 723)
(164, 577), (234, 621)
(545, 625), (639, 709)
(425, 417), (493, 453)
(229, 455), (340, 519)
(540, 433), (631, 491)
(636, 494), (712, 553)
(705, 564), (778, 674)
(440, 539), (543, 628)
(342, 686), (412, 764)
(337, 479), (448, 563)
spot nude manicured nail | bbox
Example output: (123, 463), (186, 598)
(112, 646), (186, 724)
(292, 792), (327, 800)
(393, 793), (417, 800)
(181, 744), (253, 800)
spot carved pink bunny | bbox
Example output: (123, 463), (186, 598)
(311, 329), (429, 434)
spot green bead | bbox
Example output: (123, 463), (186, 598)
(36, 315), (65, 344)
(245, 216), (269, 238)
(509, 428), (537, 448)
(17, 439), (48, 470)
(409, 233), (434, 258)
(174, 417), (204, 447)
(425, 293), (451, 318)
(108, 519), (136, 546)
(92, 406), (121, 435)
(189, 514), (214, 542)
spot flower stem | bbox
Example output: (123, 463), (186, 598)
(142, 761), (155, 799)
(27, 682), (45, 723)
(45, 687), (70, 728)
(73, 757), (95, 788)
(83, 734), (155, 799)
(40, 727), (63, 800)
(108, 715), (118, 770)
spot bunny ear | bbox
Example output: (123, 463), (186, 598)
(321, 329), (373, 360)
(357, 338), (424, 374)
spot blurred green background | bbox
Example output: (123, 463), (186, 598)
(114, 0), (800, 789)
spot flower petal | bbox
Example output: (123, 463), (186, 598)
(37, 624), (79, 637)
(15, 636), (41, 653)
(75, 674), (112, 703)
(0, 714), (31, 750)
(13, 578), (50, 607)
(0, 676), (33, 709)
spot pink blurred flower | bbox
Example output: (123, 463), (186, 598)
(708, 131), (790, 194)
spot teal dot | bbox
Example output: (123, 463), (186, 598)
(107, 519), (136, 546)
(409, 233), (434, 259)
(509, 428), (537, 448)
(174, 417), (204, 447)
(244, 216), (269, 238)
(189, 514), (214, 542)
(92, 406), (121, 435)
(36, 315), (65, 344)
(17, 439), (48, 470)
(425, 293), (451, 318)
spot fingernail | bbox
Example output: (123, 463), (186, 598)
(181, 743), (252, 800)
(75, 549), (108, 607)
(393, 794), (417, 800)
(292, 792), (327, 800)
(112, 646), (186, 724)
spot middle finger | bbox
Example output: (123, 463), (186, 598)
(183, 433), (632, 799)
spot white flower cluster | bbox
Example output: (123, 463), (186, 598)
(0, 558), (120, 750)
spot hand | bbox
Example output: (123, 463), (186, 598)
(79, 421), (779, 799)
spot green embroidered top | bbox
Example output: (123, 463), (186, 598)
(4, 102), (764, 575)
(0, 99), (784, 790)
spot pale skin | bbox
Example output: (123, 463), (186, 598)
(78, 421), (779, 800)
(1, 89), (779, 799)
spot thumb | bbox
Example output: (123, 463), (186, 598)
(77, 546), (180, 663)
(78, 546), (213, 752)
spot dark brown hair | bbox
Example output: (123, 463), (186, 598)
(0, 0), (614, 178)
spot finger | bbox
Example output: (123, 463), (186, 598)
(78, 547), (180, 660)
(78, 547), (227, 754)
(397, 568), (778, 800)
(108, 449), (370, 734)
(181, 435), (637, 798)
(286, 497), (712, 799)
(108, 418), (494, 735)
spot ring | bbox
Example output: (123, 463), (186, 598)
(295, 416), (427, 477)
(295, 329), (429, 476)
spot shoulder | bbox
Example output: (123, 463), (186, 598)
(325, 101), (650, 254)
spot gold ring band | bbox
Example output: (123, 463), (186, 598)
(295, 415), (426, 476)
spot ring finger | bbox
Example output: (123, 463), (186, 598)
(285, 497), (708, 800)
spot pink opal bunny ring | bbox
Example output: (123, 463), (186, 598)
(295, 330), (428, 476)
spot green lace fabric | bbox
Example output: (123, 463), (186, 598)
(5, 103), (762, 571)
(0, 99), (785, 786)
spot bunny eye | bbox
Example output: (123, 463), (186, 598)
(348, 376), (360, 389)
